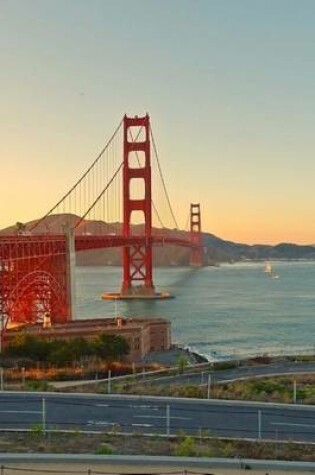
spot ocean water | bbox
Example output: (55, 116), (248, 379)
(75, 262), (315, 361)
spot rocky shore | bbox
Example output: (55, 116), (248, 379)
(141, 345), (208, 366)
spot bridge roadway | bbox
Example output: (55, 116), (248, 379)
(76, 234), (195, 251)
(0, 233), (195, 258)
(0, 392), (314, 443)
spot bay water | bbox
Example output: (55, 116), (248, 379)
(75, 262), (315, 361)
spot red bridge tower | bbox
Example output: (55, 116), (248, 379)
(120, 114), (155, 297)
(189, 203), (204, 267)
(102, 115), (204, 300)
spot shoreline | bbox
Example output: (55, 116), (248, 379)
(141, 344), (208, 366)
(178, 344), (315, 364)
(146, 343), (315, 367)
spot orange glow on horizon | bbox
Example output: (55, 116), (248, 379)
(203, 223), (315, 246)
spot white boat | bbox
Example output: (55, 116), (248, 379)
(264, 261), (279, 279)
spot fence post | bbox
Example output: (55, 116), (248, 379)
(166, 404), (170, 437)
(42, 398), (46, 435)
(258, 409), (262, 441)
(207, 374), (211, 399)
(108, 369), (111, 394)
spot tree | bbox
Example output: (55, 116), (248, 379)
(7, 333), (50, 361)
(15, 222), (26, 234)
(93, 333), (130, 361)
(48, 337), (91, 365)
(5, 332), (130, 365)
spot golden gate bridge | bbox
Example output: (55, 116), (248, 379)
(0, 114), (203, 332)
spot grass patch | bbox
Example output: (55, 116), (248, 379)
(212, 374), (315, 404)
(109, 374), (315, 405)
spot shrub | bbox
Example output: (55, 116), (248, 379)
(30, 423), (44, 437)
(95, 443), (114, 455)
(26, 380), (50, 391)
(174, 436), (197, 456)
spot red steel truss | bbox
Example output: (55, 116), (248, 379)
(189, 203), (204, 267)
(0, 232), (199, 328)
(121, 114), (155, 296)
(0, 235), (71, 328)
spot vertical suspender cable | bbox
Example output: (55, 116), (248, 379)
(30, 119), (123, 231)
(150, 127), (179, 230)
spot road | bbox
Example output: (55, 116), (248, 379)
(0, 392), (314, 443)
(51, 360), (315, 390)
(130, 361), (315, 388)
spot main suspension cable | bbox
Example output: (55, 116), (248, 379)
(30, 118), (123, 231)
(74, 162), (123, 229)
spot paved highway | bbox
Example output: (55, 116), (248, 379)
(51, 360), (315, 391)
(0, 392), (314, 443)
(130, 361), (315, 388)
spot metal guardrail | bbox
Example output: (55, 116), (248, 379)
(0, 454), (315, 473)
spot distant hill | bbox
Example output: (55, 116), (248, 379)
(2, 214), (315, 265)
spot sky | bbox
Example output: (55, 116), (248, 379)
(1, 0), (315, 244)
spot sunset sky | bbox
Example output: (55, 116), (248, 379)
(2, 0), (315, 244)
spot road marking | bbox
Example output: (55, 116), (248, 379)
(271, 422), (315, 428)
(133, 415), (191, 420)
(87, 420), (115, 426)
(0, 411), (41, 414)
(128, 404), (159, 411)
(131, 423), (153, 427)
(95, 404), (109, 407)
